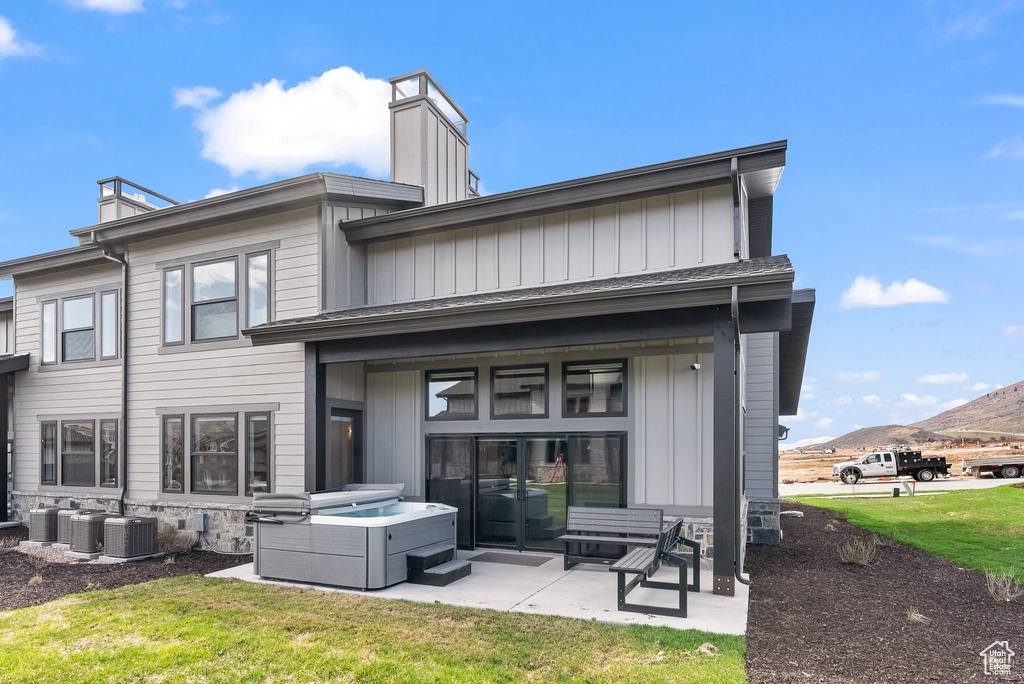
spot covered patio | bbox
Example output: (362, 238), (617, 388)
(209, 549), (749, 635)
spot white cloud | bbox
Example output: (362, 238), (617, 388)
(838, 371), (882, 383)
(972, 382), (993, 392)
(977, 94), (1024, 108)
(1004, 210), (1024, 221)
(815, 417), (834, 429)
(841, 276), (949, 308)
(0, 15), (40, 58)
(832, 396), (853, 406)
(65, 0), (145, 12)
(987, 136), (1024, 159)
(801, 382), (817, 401)
(917, 372), (969, 385)
(177, 66), (391, 178)
(861, 395), (882, 405)
(173, 86), (222, 110)
(204, 186), (239, 199)
(1003, 325), (1024, 339)
(898, 393), (940, 407)
(940, 398), (969, 410)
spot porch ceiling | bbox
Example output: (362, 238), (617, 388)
(778, 289), (815, 416)
(246, 255), (795, 347)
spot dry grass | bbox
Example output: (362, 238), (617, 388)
(838, 537), (878, 566)
(156, 523), (196, 554)
(985, 569), (1024, 603)
(905, 607), (931, 623)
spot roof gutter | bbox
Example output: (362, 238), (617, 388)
(731, 285), (751, 587)
(91, 231), (128, 517)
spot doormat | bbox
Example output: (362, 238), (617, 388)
(470, 552), (551, 567)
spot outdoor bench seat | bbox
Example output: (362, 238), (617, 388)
(560, 506), (664, 571)
(609, 540), (688, 618)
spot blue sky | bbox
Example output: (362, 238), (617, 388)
(1, 1), (1022, 443)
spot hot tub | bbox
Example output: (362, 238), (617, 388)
(250, 486), (458, 590)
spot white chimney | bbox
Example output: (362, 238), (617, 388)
(389, 71), (479, 206)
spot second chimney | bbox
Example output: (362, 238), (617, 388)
(389, 71), (477, 206)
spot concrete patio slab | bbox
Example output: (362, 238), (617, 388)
(207, 550), (749, 635)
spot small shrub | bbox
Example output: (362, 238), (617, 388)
(824, 521), (836, 532)
(157, 523), (196, 554)
(85, 581), (98, 591)
(28, 575), (42, 587)
(986, 569), (1023, 602)
(164, 555), (176, 565)
(906, 607), (930, 623)
(0, 536), (21, 552)
(25, 553), (47, 572)
(839, 537), (878, 566)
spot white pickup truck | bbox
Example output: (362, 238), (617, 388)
(832, 450), (951, 484)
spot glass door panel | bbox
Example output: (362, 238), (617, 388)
(522, 437), (568, 550)
(326, 409), (362, 490)
(569, 433), (624, 507)
(475, 438), (518, 547)
(426, 436), (474, 548)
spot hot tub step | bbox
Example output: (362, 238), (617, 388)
(408, 559), (472, 587)
(406, 543), (456, 570)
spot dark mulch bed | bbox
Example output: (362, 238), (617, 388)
(0, 525), (250, 611)
(745, 502), (1024, 683)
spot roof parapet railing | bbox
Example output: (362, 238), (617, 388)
(468, 170), (480, 197)
(97, 177), (179, 208)
(389, 70), (468, 136)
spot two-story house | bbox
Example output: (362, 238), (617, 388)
(0, 71), (813, 596)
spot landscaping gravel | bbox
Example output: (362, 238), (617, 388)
(0, 525), (250, 611)
(745, 502), (1024, 683)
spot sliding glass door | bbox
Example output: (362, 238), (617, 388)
(427, 432), (625, 552)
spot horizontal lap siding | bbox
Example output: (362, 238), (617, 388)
(743, 333), (778, 499)
(365, 184), (735, 305)
(126, 207), (319, 498)
(11, 263), (124, 492)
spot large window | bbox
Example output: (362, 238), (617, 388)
(40, 422), (57, 485)
(61, 296), (95, 362)
(245, 412), (270, 494)
(61, 420), (95, 486)
(161, 415), (184, 493)
(162, 268), (184, 345)
(191, 259), (238, 342)
(99, 419), (118, 487)
(491, 365), (548, 418)
(190, 414), (238, 494)
(40, 291), (119, 366)
(246, 253), (269, 327)
(563, 360), (627, 417)
(426, 370), (478, 420)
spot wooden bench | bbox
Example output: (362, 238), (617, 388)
(558, 507), (664, 571)
(610, 543), (687, 618)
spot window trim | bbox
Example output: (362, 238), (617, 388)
(244, 411), (272, 496)
(190, 257), (239, 344)
(161, 414), (185, 493)
(40, 421), (57, 485)
(162, 266), (186, 347)
(40, 300), (57, 366)
(425, 368), (479, 421)
(99, 290), (119, 361)
(60, 418), (96, 487)
(60, 294), (96, 364)
(489, 363), (550, 420)
(561, 358), (629, 418)
(189, 412), (239, 496)
(99, 418), (118, 488)
(245, 251), (271, 329)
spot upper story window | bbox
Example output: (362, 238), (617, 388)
(426, 369), (478, 420)
(40, 290), (119, 367)
(563, 360), (627, 417)
(161, 247), (273, 348)
(491, 365), (548, 419)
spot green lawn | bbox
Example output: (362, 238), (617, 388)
(791, 484), (1024, 581)
(0, 576), (746, 683)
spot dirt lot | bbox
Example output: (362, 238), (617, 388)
(779, 445), (1023, 483)
(745, 502), (1024, 683)
(0, 526), (250, 611)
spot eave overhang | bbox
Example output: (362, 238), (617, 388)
(68, 173), (423, 248)
(340, 140), (787, 245)
(0, 245), (109, 280)
(246, 255), (795, 346)
(0, 296), (11, 314)
(778, 288), (815, 416)
(0, 353), (30, 375)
